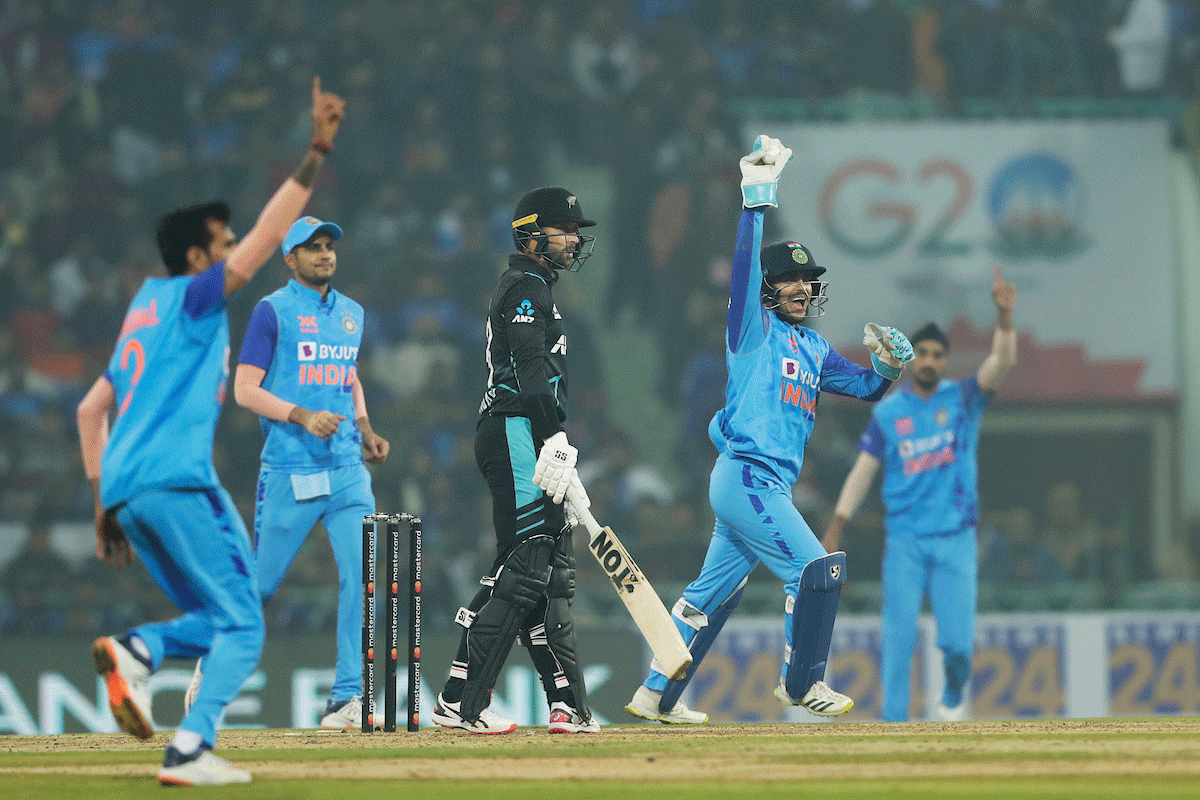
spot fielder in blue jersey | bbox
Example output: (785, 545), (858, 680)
(76, 79), (345, 786)
(626, 136), (915, 724)
(823, 266), (1017, 722)
(230, 215), (388, 730)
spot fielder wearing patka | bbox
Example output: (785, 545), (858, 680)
(238, 245), (372, 708)
(633, 136), (912, 721)
(823, 266), (1016, 723)
(863, 375), (988, 721)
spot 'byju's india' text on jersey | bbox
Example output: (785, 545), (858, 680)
(860, 376), (990, 536)
(238, 279), (365, 472)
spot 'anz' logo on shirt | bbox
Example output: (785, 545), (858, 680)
(511, 300), (535, 324)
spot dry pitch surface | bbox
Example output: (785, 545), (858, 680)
(3, 718), (1200, 787)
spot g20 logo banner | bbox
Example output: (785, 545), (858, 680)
(763, 120), (1176, 395)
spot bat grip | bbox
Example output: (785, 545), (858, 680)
(565, 483), (604, 540)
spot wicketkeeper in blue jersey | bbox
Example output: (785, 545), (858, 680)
(626, 135), (915, 724)
(823, 266), (1017, 722)
(179, 216), (390, 730)
(76, 78), (345, 786)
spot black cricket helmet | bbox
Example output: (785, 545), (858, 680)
(511, 186), (596, 271)
(760, 241), (828, 321)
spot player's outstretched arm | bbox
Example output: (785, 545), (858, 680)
(978, 264), (1017, 392)
(821, 451), (881, 553)
(224, 77), (346, 296)
(728, 135), (792, 353)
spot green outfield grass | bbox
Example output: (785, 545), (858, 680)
(3, 719), (1200, 799)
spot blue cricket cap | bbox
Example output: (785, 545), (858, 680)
(281, 216), (343, 255)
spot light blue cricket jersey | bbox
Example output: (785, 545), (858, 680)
(238, 279), (364, 473)
(860, 376), (990, 536)
(708, 209), (891, 490)
(101, 264), (230, 509)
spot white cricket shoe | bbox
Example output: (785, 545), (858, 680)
(625, 685), (708, 724)
(935, 700), (968, 722)
(158, 746), (251, 786)
(92, 636), (154, 740)
(548, 701), (600, 733)
(775, 678), (854, 717)
(321, 696), (363, 729)
(183, 658), (202, 716)
(431, 694), (517, 734)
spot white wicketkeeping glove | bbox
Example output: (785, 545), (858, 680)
(563, 473), (590, 528)
(532, 431), (578, 504)
(863, 323), (915, 380)
(740, 134), (793, 208)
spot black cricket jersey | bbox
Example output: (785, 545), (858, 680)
(478, 254), (568, 442)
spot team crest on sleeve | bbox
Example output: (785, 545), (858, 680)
(895, 416), (914, 436)
(341, 315), (357, 334)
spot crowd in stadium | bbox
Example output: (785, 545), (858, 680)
(2, 0), (1198, 633)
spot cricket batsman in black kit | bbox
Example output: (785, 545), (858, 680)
(431, 187), (599, 734)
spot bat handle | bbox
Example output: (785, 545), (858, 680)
(565, 484), (603, 540)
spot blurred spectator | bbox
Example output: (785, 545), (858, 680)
(910, 0), (950, 109)
(674, 308), (726, 503)
(578, 427), (674, 532)
(569, 3), (641, 160)
(606, 44), (672, 324)
(510, 5), (578, 162)
(349, 178), (424, 276)
(1108, 0), (1171, 95)
(710, 20), (760, 97)
(2, 3), (68, 96)
(1042, 481), (1101, 580)
(979, 506), (1069, 584)
(843, 0), (914, 98)
(1082, 501), (1137, 604)
(631, 496), (708, 582)
(1, 518), (72, 633)
(792, 459), (829, 522)
(940, 0), (1008, 106)
(1181, 62), (1200, 163)
(11, 271), (84, 388)
(1004, 0), (1088, 102)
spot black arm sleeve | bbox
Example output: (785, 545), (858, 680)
(501, 282), (562, 442)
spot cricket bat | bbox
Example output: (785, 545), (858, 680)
(566, 484), (693, 681)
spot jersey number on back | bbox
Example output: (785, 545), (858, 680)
(116, 337), (145, 416)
